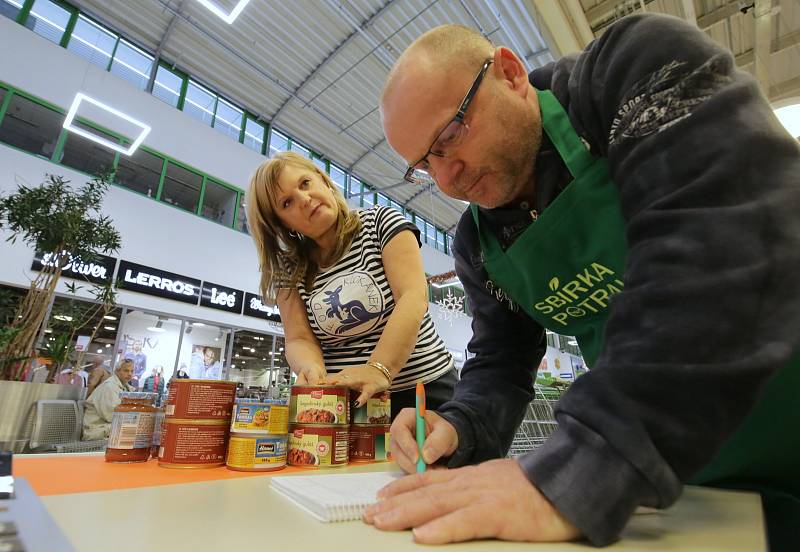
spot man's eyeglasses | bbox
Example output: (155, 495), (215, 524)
(404, 59), (494, 185)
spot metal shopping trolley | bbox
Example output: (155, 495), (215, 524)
(508, 384), (564, 457)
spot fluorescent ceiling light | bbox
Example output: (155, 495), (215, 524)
(195, 0), (250, 24)
(147, 326), (165, 332)
(193, 322), (205, 327)
(104, 326), (116, 331)
(103, 315), (117, 320)
(63, 92), (151, 155)
(774, 102), (800, 138)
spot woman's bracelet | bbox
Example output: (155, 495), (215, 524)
(366, 361), (392, 383)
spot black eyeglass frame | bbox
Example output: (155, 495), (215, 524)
(403, 59), (494, 184)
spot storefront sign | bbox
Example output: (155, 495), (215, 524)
(243, 292), (281, 322)
(200, 281), (243, 314)
(117, 260), (201, 305)
(31, 250), (117, 284)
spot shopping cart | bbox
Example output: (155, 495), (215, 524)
(508, 384), (563, 457)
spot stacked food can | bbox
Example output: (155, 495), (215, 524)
(158, 379), (237, 469)
(349, 390), (391, 462)
(226, 397), (289, 471)
(287, 385), (350, 468)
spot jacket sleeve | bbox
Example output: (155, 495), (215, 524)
(520, 14), (800, 545)
(94, 384), (119, 423)
(436, 214), (545, 466)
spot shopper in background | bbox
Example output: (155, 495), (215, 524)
(142, 365), (165, 398)
(82, 359), (135, 440)
(124, 339), (147, 388)
(246, 152), (456, 417)
(375, 14), (800, 550)
(85, 356), (110, 398)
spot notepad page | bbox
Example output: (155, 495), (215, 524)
(271, 471), (404, 522)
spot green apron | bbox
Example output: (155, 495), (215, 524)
(471, 89), (800, 548)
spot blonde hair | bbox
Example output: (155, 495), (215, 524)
(246, 152), (362, 302)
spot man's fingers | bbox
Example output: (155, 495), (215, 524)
(390, 409), (421, 470)
(412, 504), (499, 544)
(370, 482), (475, 532)
(420, 415), (455, 465)
(377, 469), (456, 499)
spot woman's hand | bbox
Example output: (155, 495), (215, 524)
(325, 365), (390, 406)
(295, 364), (327, 385)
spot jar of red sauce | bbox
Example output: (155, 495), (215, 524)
(105, 392), (157, 463)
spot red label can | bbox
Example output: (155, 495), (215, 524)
(158, 419), (229, 469)
(349, 424), (391, 462)
(165, 379), (237, 420)
(289, 385), (349, 425)
(287, 424), (348, 467)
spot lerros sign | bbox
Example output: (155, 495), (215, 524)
(116, 260), (201, 304)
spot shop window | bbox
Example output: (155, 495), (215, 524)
(404, 211), (414, 224)
(243, 117), (265, 154)
(114, 147), (164, 197)
(178, 322), (232, 381)
(152, 64), (183, 108)
(389, 199), (403, 214)
(212, 98), (243, 141)
(329, 163), (346, 195)
(312, 156), (326, 173)
(229, 330), (278, 386)
(348, 177), (361, 200)
(362, 184), (375, 209)
(289, 141), (310, 158)
(118, 311), (184, 388)
(0, 94), (63, 159)
(268, 129), (288, 156)
(110, 39), (154, 91)
(25, 0), (71, 45)
(59, 121), (118, 177)
(1, 0), (22, 21)
(415, 216), (427, 243)
(66, 15), (117, 70)
(426, 224), (437, 248)
(236, 192), (248, 234)
(201, 179), (237, 227)
(161, 161), (202, 212)
(376, 193), (390, 208)
(183, 80), (216, 126)
(436, 229), (446, 252)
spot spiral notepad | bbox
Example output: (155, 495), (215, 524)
(270, 471), (404, 522)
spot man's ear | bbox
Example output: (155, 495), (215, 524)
(493, 47), (528, 97)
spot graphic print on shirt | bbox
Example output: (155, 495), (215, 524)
(609, 55), (732, 146)
(310, 271), (386, 336)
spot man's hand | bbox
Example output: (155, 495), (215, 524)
(363, 458), (581, 544)
(390, 408), (458, 473)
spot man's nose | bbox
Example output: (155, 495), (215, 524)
(428, 155), (463, 190)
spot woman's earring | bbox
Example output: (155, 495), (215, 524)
(288, 230), (302, 240)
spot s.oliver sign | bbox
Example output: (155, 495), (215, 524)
(200, 281), (243, 314)
(243, 292), (281, 322)
(31, 250), (117, 284)
(117, 260), (200, 304)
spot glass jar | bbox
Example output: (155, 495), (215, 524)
(105, 392), (157, 463)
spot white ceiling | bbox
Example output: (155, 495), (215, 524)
(67, 0), (800, 233)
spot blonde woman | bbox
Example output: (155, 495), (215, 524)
(247, 152), (455, 418)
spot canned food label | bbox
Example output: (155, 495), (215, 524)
(151, 411), (165, 446)
(352, 395), (391, 425)
(227, 436), (287, 467)
(294, 395), (344, 424)
(349, 426), (391, 461)
(232, 403), (289, 433)
(159, 425), (227, 463)
(108, 412), (155, 450)
(288, 430), (348, 466)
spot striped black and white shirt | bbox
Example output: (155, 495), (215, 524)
(296, 206), (453, 391)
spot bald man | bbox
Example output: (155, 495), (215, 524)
(374, 14), (800, 550)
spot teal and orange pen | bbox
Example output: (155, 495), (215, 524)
(415, 381), (426, 473)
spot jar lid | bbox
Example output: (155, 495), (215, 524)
(119, 391), (157, 401)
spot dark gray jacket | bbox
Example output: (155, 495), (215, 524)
(437, 13), (800, 546)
